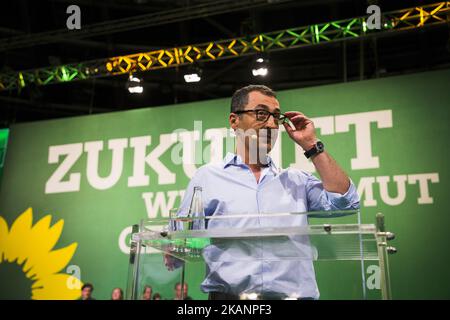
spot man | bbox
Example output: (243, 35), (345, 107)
(79, 283), (95, 300)
(142, 285), (152, 300)
(174, 85), (360, 300)
(153, 293), (162, 300)
(174, 282), (192, 300)
(111, 287), (123, 300)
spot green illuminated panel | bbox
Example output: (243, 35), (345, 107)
(0, 128), (9, 183)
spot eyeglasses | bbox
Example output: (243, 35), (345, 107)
(234, 109), (288, 124)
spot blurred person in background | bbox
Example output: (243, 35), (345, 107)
(153, 293), (161, 300)
(142, 285), (152, 300)
(79, 283), (95, 300)
(174, 282), (192, 300)
(111, 287), (123, 300)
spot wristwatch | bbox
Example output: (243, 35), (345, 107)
(304, 141), (325, 159)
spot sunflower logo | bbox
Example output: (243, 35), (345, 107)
(0, 208), (82, 299)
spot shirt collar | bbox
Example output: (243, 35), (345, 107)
(223, 152), (279, 173)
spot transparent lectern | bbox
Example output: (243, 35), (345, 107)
(126, 210), (396, 300)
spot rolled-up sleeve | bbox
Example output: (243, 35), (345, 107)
(305, 172), (360, 211)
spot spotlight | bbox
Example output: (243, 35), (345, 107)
(183, 65), (202, 83)
(127, 74), (143, 94)
(252, 66), (268, 77)
(252, 56), (269, 77)
(184, 73), (201, 83)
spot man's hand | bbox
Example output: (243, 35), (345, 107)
(283, 111), (318, 150)
(164, 252), (176, 271)
(163, 251), (183, 271)
(282, 111), (351, 194)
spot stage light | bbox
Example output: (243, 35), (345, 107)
(252, 56), (269, 77)
(184, 73), (201, 83)
(252, 66), (268, 77)
(127, 74), (143, 93)
(183, 65), (202, 83)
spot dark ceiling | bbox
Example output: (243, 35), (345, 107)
(1, 0), (449, 127)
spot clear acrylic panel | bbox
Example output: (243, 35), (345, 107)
(127, 210), (389, 300)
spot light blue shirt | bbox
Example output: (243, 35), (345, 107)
(177, 152), (360, 299)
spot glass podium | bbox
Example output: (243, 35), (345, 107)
(126, 210), (396, 300)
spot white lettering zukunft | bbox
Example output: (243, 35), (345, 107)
(45, 135), (177, 194)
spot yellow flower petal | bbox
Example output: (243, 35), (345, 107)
(23, 217), (64, 274)
(4, 208), (33, 264)
(1, 208), (80, 300)
(0, 215), (9, 263)
(26, 243), (78, 280)
(33, 216), (64, 253)
(32, 273), (82, 300)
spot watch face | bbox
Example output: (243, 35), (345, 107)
(316, 141), (324, 152)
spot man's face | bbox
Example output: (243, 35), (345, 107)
(143, 287), (152, 300)
(112, 288), (122, 300)
(81, 287), (92, 299)
(230, 91), (280, 160)
(175, 284), (188, 298)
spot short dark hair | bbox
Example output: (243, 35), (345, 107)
(82, 283), (93, 291)
(143, 285), (152, 293)
(230, 85), (276, 113)
(174, 282), (188, 289)
(112, 287), (123, 295)
(111, 287), (123, 300)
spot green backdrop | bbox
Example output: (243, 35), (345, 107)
(0, 69), (449, 299)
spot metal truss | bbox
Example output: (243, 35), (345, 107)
(0, 0), (282, 52)
(1, 2), (448, 92)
